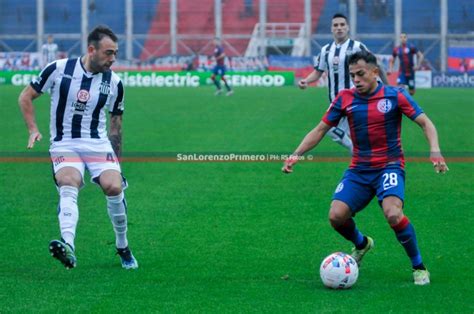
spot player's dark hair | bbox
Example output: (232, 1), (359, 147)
(348, 50), (378, 66)
(87, 25), (117, 48)
(332, 13), (348, 22)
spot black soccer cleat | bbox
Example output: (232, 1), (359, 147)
(49, 239), (77, 269)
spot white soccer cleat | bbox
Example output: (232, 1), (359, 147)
(226, 90), (234, 96)
(413, 269), (430, 285)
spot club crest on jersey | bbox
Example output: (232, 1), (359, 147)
(377, 99), (393, 113)
(77, 89), (90, 103)
(99, 81), (111, 95)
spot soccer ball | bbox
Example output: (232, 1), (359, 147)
(319, 252), (359, 289)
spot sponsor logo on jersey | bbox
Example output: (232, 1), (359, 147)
(99, 81), (111, 95)
(377, 99), (392, 113)
(72, 101), (87, 112)
(77, 89), (90, 102)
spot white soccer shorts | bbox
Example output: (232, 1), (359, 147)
(49, 138), (124, 187)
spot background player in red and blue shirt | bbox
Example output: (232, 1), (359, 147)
(388, 33), (424, 95)
(282, 51), (448, 285)
(211, 38), (233, 96)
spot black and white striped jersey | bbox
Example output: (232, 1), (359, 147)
(314, 38), (368, 102)
(31, 57), (124, 142)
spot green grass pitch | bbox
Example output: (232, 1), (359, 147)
(0, 85), (473, 312)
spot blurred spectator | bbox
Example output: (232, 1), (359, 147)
(459, 58), (469, 73)
(243, 0), (254, 17)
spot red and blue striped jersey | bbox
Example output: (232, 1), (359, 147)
(392, 44), (418, 77)
(214, 45), (225, 66)
(322, 83), (423, 170)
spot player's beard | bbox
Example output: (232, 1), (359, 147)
(90, 56), (112, 73)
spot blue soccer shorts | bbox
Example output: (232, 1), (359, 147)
(397, 73), (415, 90)
(213, 65), (226, 76)
(332, 167), (405, 213)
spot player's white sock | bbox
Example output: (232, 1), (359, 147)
(58, 185), (79, 250)
(106, 192), (128, 249)
(327, 127), (353, 152)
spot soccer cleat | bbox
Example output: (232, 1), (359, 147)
(413, 269), (430, 285)
(226, 90), (234, 96)
(49, 239), (77, 269)
(117, 247), (138, 269)
(350, 236), (374, 265)
(215, 89), (223, 96)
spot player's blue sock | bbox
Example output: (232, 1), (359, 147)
(212, 77), (221, 89)
(222, 77), (231, 91)
(333, 218), (365, 248)
(391, 216), (423, 267)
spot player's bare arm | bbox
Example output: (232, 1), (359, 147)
(414, 113), (449, 173)
(282, 121), (332, 173)
(109, 114), (123, 158)
(18, 85), (42, 149)
(415, 51), (425, 70)
(298, 70), (323, 89)
(387, 57), (395, 74)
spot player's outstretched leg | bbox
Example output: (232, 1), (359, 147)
(49, 239), (77, 269)
(391, 216), (429, 285)
(211, 74), (222, 95)
(106, 191), (138, 269)
(116, 247), (138, 269)
(221, 76), (233, 96)
(330, 215), (374, 265)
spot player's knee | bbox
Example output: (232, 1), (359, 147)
(383, 206), (403, 225)
(57, 176), (81, 188)
(101, 181), (123, 196)
(328, 207), (349, 227)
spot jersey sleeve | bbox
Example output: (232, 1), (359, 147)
(316, 47), (327, 72)
(30, 61), (57, 93)
(397, 88), (423, 120)
(313, 53), (321, 70)
(359, 42), (368, 52)
(108, 80), (125, 115)
(322, 94), (344, 126)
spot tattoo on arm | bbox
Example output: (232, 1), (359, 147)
(109, 115), (122, 158)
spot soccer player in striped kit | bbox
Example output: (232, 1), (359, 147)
(283, 51), (448, 285)
(299, 13), (387, 152)
(388, 32), (424, 95)
(211, 38), (233, 96)
(19, 25), (138, 270)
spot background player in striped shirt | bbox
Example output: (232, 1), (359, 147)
(18, 25), (138, 270)
(41, 35), (58, 67)
(283, 50), (448, 285)
(299, 13), (387, 152)
(388, 32), (425, 95)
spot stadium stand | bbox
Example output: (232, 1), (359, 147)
(0, 0), (472, 69)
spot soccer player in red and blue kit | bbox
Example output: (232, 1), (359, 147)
(282, 50), (448, 285)
(211, 38), (233, 96)
(388, 33), (424, 95)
